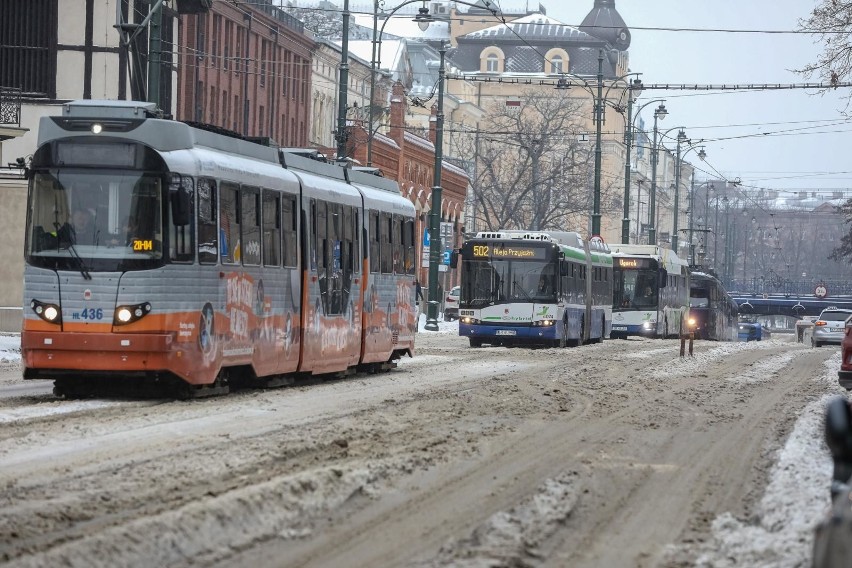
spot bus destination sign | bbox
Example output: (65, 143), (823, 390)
(617, 257), (654, 269)
(471, 244), (546, 260)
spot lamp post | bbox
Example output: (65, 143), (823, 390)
(689, 178), (713, 265)
(671, 139), (705, 258)
(623, 97), (664, 244)
(557, 64), (642, 239)
(424, 44), (447, 331)
(647, 103), (668, 245)
(366, 0), (434, 166)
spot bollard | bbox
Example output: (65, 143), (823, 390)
(680, 332), (695, 357)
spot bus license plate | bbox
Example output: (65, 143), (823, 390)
(496, 330), (516, 336)
(612, 325), (627, 331)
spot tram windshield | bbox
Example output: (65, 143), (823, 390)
(462, 257), (557, 307)
(26, 171), (163, 271)
(613, 267), (659, 309)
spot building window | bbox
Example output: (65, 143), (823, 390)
(551, 55), (563, 74)
(486, 54), (499, 72)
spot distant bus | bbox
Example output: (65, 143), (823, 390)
(689, 272), (738, 341)
(455, 231), (612, 348)
(610, 244), (689, 338)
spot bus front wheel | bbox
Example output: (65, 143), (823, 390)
(469, 338), (483, 348)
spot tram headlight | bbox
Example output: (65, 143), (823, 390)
(113, 302), (152, 325)
(30, 300), (62, 324)
(91, 123), (103, 134)
(688, 317), (697, 328)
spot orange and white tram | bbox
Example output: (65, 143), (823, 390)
(21, 100), (417, 396)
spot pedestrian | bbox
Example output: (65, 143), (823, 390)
(415, 279), (424, 332)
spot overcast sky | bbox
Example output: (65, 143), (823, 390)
(492, 0), (851, 197)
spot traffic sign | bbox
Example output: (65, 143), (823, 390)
(815, 284), (828, 299)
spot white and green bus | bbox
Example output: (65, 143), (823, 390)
(455, 231), (613, 348)
(610, 244), (690, 338)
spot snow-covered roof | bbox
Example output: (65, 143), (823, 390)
(459, 13), (593, 42)
(351, 13), (450, 42)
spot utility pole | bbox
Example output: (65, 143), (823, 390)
(591, 49), (604, 237)
(336, 0), (351, 164)
(147, 0), (163, 107)
(424, 44), (447, 332)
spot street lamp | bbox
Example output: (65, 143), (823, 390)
(648, 102), (668, 245)
(623, 96), (667, 244)
(689, 177), (713, 265)
(556, 59), (643, 239)
(672, 138), (705, 257)
(424, 43), (448, 331)
(366, 0), (435, 166)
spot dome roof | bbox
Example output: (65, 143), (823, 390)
(579, 0), (631, 51)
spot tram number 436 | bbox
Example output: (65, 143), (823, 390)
(74, 308), (104, 320)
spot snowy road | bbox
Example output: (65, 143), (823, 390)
(0, 331), (845, 567)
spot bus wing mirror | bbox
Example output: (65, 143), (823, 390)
(658, 268), (668, 288)
(170, 184), (191, 226)
(449, 250), (459, 269)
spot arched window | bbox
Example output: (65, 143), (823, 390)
(551, 55), (563, 74)
(486, 53), (499, 72)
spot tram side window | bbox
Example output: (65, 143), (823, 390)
(392, 215), (402, 274)
(403, 218), (415, 275)
(220, 182), (240, 264)
(262, 190), (281, 267)
(352, 208), (360, 274)
(369, 211), (380, 273)
(169, 175), (194, 263)
(282, 195), (297, 267)
(381, 213), (392, 273)
(197, 178), (218, 265)
(342, 205), (354, 276)
(241, 187), (261, 266)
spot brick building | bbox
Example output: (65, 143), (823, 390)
(175, 1), (313, 145)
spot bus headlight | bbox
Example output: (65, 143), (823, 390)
(461, 316), (480, 325)
(113, 302), (152, 325)
(533, 319), (555, 327)
(642, 321), (654, 330)
(31, 299), (62, 324)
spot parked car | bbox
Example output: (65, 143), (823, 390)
(738, 322), (762, 342)
(812, 308), (852, 348)
(443, 286), (461, 321)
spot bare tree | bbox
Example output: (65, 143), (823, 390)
(797, 1), (852, 100)
(459, 89), (614, 233)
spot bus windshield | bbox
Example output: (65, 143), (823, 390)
(27, 171), (163, 271)
(613, 268), (659, 309)
(462, 258), (557, 307)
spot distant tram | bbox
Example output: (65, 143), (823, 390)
(455, 231), (612, 347)
(610, 244), (690, 338)
(689, 272), (738, 341)
(21, 100), (416, 397)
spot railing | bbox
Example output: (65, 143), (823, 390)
(0, 87), (22, 126)
(728, 278), (852, 297)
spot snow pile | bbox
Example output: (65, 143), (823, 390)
(0, 334), (21, 363)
